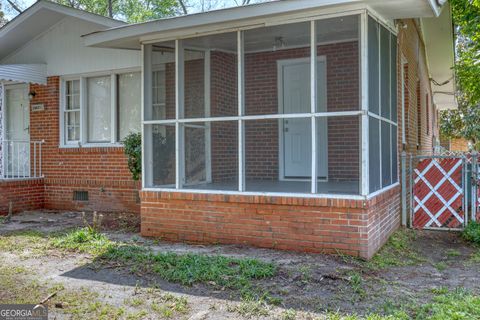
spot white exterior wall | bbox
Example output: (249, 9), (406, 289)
(1, 17), (141, 76)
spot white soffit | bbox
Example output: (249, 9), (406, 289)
(421, 3), (457, 110)
(0, 64), (47, 85)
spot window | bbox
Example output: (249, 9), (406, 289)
(64, 80), (80, 143)
(118, 72), (141, 140)
(87, 76), (112, 143)
(62, 71), (141, 146)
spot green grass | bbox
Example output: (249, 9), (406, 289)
(462, 222), (480, 245)
(50, 227), (114, 255)
(412, 289), (480, 319)
(105, 244), (276, 290)
(367, 229), (426, 269)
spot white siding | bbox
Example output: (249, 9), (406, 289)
(1, 17), (141, 76)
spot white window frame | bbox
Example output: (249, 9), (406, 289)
(60, 68), (141, 148)
(142, 9), (399, 199)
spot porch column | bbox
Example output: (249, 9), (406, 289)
(142, 44), (153, 188)
(310, 20), (317, 194)
(175, 39), (185, 189)
(360, 12), (370, 196)
(237, 30), (245, 192)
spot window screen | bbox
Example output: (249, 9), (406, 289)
(87, 76), (111, 143)
(118, 72), (141, 140)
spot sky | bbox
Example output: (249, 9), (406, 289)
(3, 0), (265, 20)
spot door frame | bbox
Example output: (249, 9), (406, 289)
(277, 56), (328, 181)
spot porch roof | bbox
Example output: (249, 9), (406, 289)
(0, 64), (47, 85)
(83, 0), (443, 50)
(0, 0), (124, 62)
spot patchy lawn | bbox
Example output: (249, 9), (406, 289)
(1, 211), (480, 319)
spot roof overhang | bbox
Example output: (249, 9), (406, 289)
(0, 0), (125, 61)
(0, 64), (47, 85)
(421, 3), (457, 110)
(84, 0), (442, 50)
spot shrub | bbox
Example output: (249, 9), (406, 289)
(122, 132), (142, 181)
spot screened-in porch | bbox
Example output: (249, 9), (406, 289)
(142, 12), (398, 197)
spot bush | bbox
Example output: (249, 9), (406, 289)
(463, 221), (480, 245)
(122, 132), (142, 181)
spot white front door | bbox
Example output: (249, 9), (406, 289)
(281, 59), (328, 179)
(4, 85), (30, 177)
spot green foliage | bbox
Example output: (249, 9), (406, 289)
(440, 0), (480, 150)
(462, 221), (480, 245)
(122, 132), (142, 181)
(105, 244), (277, 289)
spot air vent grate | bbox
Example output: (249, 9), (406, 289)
(73, 190), (89, 201)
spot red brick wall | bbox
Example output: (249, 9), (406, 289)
(0, 179), (45, 215)
(140, 186), (400, 259)
(29, 77), (140, 213)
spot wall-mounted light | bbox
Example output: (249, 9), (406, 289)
(28, 90), (36, 101)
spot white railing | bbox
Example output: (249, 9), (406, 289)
(1, 140), (44, 180)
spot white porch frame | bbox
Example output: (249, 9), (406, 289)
(141, 9), (399, 199)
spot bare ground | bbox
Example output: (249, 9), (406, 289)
(1, 210), (479, 319)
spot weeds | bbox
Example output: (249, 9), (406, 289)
(367, 229), (426, 269)
(50, 228), (113, 255)
(463, 222), (480, 245)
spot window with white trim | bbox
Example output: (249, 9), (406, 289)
(62, 71), (141, 146)
(64, 80), (80, 143)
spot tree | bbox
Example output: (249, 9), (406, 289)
(0, 3), (6, 27)
(49, 0), (178, 23)
(440, 0), (480, 151)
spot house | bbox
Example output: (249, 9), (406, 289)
(0, 0), (455, 259)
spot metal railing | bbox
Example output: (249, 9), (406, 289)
(1, 140), (44, 180)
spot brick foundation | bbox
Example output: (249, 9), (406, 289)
(140, 185), (400, 259)
(0, 179), (45, 215)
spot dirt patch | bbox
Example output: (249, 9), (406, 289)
(1, 211), (480, 319)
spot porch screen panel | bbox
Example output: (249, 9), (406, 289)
(145, 43), (175, 121)
(316, 116), (360, 195)
(368, 17), (398, 193)
(243, 22), (311, 116)
(145, 124), (176, 188)
(390, 35), (398, 122)
(380, 26), (391, 120)
(381, 121), (391, 187)
(391, 124), (398, 183)
(244, 118), (311, 193)
(182, 32), (238, 118)
(368, 117), (380, 193)
(368, 17), (379, 114)
(183, 121), (238, 191)
(316, 15), (360, 113)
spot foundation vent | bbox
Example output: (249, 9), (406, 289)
(73, 191), (89, 201)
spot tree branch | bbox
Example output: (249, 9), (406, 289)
(177, 0), (188, 15)
(6, 0), (22, 13)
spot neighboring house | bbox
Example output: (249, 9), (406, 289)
(440, 136), (472, 152)
(0, 0), (456, 259)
